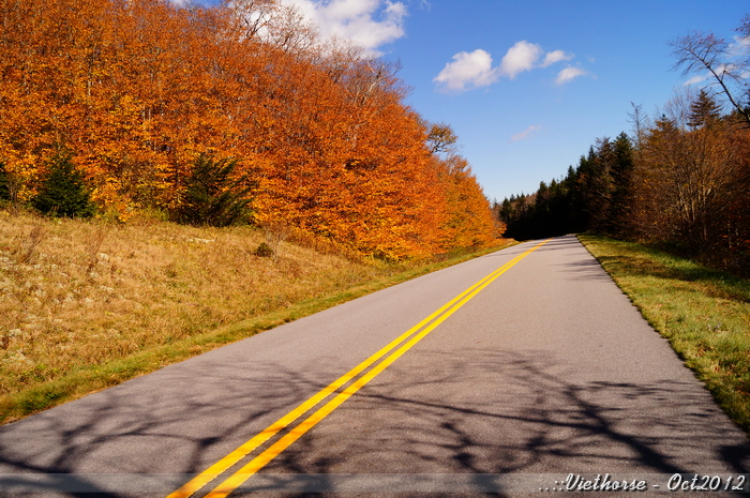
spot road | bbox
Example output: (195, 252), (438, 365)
(0, 235), (748, 497)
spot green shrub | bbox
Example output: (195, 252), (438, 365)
(32, 153), (95, 218)
(175, 154), (254, 227)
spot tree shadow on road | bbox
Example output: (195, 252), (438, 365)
(240, 348), (750, 497)
(1, 332), (748, 497)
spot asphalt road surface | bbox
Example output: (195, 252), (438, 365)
(1, 235), (748, 497)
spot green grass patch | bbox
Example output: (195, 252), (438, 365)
(578, 234), (750, 435)
(0, 241), (515, 425)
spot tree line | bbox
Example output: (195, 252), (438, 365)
(0, 0), (497, 260)
(500, 90), (750, 274)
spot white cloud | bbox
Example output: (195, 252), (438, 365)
(684, 74), (709, 86)
(436, 41), (580, 92)
(498, 41), (543, 79)
(280, 0), (407, 55)
(434, 49), (497, 92)
(683, 63), (742, 87)
(556, 66), (587, 85)
(541, 49), (573, 67)
(727, 35), (750, 58)
(511, 125), (542, 142)
(715, 63), (738, 76)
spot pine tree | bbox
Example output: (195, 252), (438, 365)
(607, 132), (635, 236)
(688, 90), (722, 128)
(499, 198), (514, 224)
(32, 153), (95, 218)
(0, 163), (10, 202)
(175, 154), (255, 227)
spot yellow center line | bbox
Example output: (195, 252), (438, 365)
(167, 239), (548, 498)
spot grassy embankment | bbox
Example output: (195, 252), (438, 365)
(0, 210), (511, 425)
(579, 234), (750, 435)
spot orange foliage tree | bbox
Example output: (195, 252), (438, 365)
(0, 0), (498, 258)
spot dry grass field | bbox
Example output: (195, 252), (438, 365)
(0, 210), (508, 423)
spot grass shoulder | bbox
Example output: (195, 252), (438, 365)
(0, 210), (514, 425)
(578, 233), (750, 435)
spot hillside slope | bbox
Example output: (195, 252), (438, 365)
(0, 211), (509, 424)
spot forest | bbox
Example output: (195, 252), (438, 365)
(0, 0), (498, 260)
(500, 15), (750, 276)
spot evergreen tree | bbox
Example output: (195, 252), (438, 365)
(175, 154), (255, 227)
(608, 132), (635, 236)
(688, 90), (722, 128)
(583, 139), (615, 232)
(501, 135), (636, 240)
(499, 198), (514, 224)
(32, 152), (95, 218)
(0, 163), (10, 202)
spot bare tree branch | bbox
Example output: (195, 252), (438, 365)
(671, 30), (750, 125)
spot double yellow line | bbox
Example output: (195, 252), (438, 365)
(167, 239), (548, 498)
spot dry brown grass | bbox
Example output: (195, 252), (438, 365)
(0, 210), (381, 398)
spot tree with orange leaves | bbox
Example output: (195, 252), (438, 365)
(0, 0), (498, 258)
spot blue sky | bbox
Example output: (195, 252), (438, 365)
(190, 0), (748, 203)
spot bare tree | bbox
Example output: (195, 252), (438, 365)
(627, 102), (648, 148)
(671, 15), (750, 126)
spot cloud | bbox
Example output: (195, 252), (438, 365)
(436, 41), (580, 92)
(498, 41), (543, 79)
(727, 35), (750, 58)
(541, 49), (573, 67)
(684, 74), (709, 86)
(555, 66), (587, 85)
(683, 63), (741, 87)
(511, 124), (542, 142)
(434, 49), (497, 92)
(280, 0), (408, 55)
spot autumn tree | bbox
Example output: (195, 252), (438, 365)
(435, 154), (496, 248)
(636, 91), (740, 251)
(427, 123), (459, 155)
(0, 0), (498, 259)
(425, 123), (496, 249)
